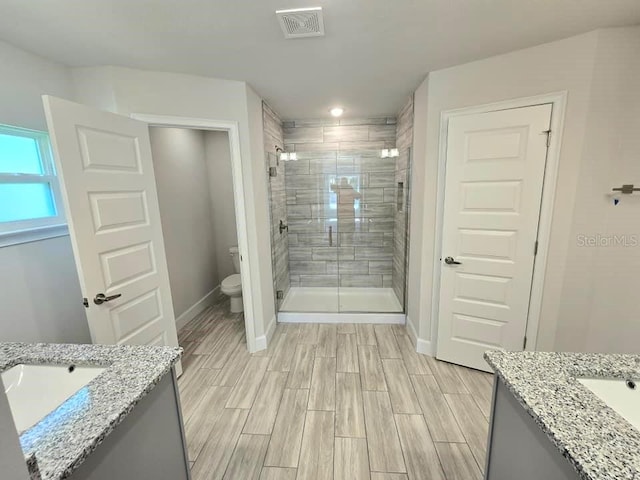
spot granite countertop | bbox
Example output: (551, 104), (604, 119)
(484, 351), (640, 480)
(0, 342), (182, 480)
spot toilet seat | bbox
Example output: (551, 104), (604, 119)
(221, 274), (242, 294)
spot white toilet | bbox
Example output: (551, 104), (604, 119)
(221, 246), (243, 313)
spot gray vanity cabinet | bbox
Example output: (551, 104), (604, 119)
(71, 371), (190, 480)
(485, 377), (579, 480)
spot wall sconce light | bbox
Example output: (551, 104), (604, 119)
(381, 148), (399, 158)
(276, 146), (297, 162)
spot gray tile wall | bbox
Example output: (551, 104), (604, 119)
(283, 118), (399, 289)
(263, 102), (290, 310)
(392, 96), (415, 308)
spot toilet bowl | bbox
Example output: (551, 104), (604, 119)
(221, 246), (243, 313)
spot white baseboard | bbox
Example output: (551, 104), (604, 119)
(277, 312), (406, 324)
(266, 314), (277, 342)
(406, 315), (418, 343)
(175, 286), (220, 330)
(416, 337), (434, 356)
(406, 315), (435, 356)
(254, 314), (277, 352)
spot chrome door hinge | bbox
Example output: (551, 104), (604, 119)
(534, 240), (539, 256)
(269, 166), (277, 178)
(542, 129), (551, 147)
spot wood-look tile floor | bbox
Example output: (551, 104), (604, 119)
(178, 298), (493, 480)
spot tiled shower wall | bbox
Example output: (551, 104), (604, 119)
(283, 118), (400, 289)
(393, 97), (415, 305)
(263, 102), (290, 310)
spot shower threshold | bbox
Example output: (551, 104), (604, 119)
(278, 287), (405, 324)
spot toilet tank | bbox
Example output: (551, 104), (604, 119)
(229, 246), (241, 273)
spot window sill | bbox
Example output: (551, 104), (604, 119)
(0, 224), (69, 248)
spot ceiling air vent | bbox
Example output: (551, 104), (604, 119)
(276, 7), (325, 39)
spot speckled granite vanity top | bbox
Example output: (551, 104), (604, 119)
(0, 342), (182, 480)
(484, 351), (640, 480)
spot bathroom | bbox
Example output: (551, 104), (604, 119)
(1, 2), (640, 479)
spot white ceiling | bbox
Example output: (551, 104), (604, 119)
(1, 1), (640, 119)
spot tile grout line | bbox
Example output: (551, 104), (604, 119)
(443, 392), (486, 474)
(358, 366), (374, 477)
(288, 341), (313, 472)
(357, 367), (373, 479)
(331, 338), (338, 476)
(410, 370), (480, 476)
(219, 408), (251, 480)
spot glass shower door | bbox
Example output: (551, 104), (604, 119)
(337, 145), (403, 312)
(281, 149), (339, 312)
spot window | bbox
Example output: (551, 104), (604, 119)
(0, 124), (66, 246)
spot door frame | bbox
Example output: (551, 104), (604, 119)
(130, 113), (257, 353)
(431, 91), (567, 356)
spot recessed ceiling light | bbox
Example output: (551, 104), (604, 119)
(330, 107), (344, 117)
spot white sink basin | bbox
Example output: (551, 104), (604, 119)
(579, 377), (640, 430)
(2, 364), (106, 433)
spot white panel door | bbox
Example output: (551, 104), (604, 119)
(436, 104), (552, 371)
(43, 96), (180, 356)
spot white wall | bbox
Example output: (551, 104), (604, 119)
(244, 85), (277, 333)
(72, 66), (117, 113)
(555, 27), (640, 353)
(409, 26), (640, 354)
(205, 131), (238, 282)
(0, 236), (90, 343)
(406, 78), (429, 338)
(0, 41), (74, 131)
(72, 66), (276, 344)
(149, 127), (218, 319)
(0, 40), (90, 344)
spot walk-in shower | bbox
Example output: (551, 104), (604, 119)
(265, 104), (414, 321)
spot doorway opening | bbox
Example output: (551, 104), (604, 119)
(133, 114), (257, 354)
(147, 126), (244, 340)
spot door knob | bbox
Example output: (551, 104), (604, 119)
(93, 293), (122, 305)
(444, 256), (462, 265)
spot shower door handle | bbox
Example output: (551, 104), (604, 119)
(329, 226), (333, 247)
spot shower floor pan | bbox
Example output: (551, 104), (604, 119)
(278, 287), (405, 324)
